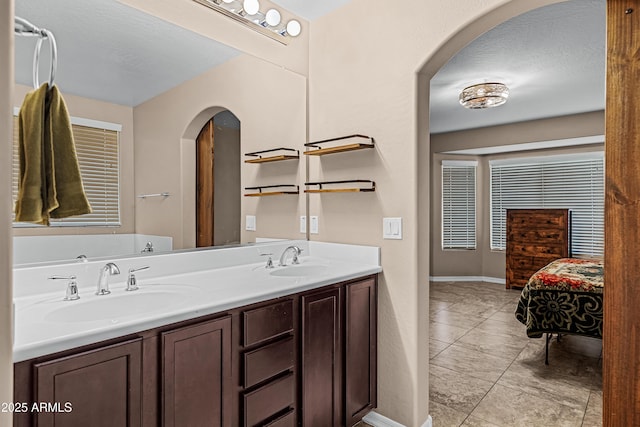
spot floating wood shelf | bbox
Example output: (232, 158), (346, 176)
(304, 180), (376, 193)
(304, 134), (375, 156)
(244, 148), (299, 163)
(244, 184), (299, 197)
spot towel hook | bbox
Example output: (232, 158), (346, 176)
(33, 29), (57, 90)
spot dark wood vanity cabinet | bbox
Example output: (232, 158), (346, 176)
(344, 277), (377, 426)
(238, 298), (297, 427)
(14, 275), (377, 427)
(301, 286), (343, 427)
(162, 316), (233, 427)
(301, 276), (377, 427)
(14, 338), (144, 427)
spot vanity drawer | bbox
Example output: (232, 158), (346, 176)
(243, 299), (294, 347)
(243, 372), (295, 427)
(244, 336), (294, 388)
(264, 408), (295, 427)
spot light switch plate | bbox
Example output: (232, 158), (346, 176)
(245, 215), (256, 231)
(383, 217), (402, 239)
(310, 216), (319, 234)
(300, 216), (307, 234)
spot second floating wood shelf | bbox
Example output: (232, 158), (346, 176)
(244, 148), (299, 163)
(304, 134), (375, 156)
(305, 180), (376, 193)
(244, 184), (299, 197)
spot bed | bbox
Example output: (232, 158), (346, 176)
(515, 257), (603, 363)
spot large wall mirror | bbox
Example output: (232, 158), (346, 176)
(13, 0), (307, 266)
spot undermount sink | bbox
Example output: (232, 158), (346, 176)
(44, 286), (197, 323)
(269, 264), (329, 277)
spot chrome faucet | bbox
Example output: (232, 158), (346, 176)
(126, 266), (149, 291)
(279, 246), (303, 266)
(96, 262), (120, 295)
(49, 275), (80, 301)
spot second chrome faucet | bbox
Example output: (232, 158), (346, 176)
(96, 262), (120, 295)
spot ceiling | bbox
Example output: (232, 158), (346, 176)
(430, 0), (605, 134)
(14, 0), (605, 134)
(14, 0), (241, 106)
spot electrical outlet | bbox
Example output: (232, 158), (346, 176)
(300, 216), (307, 233)
(310, 216), (319, 234)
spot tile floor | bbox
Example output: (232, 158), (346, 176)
(429, 281), (602, 427)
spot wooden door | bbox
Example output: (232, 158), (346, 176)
(162, 316), (232, 427)
(604, 1), (640, 425)
(196, 119), (215, 247)
(34, 338), (143, 427)
(344, 278), (377, 426)
(301, 287), (342, 427)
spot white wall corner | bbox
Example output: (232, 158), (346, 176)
(362, 411), (432, 427)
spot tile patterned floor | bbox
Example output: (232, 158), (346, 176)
(429, 281), (602, 427)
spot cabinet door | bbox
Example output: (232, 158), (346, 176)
(34, 338), (143, 427)
(345, 278), (377, 426)
(301, 287), (342, 427)
(162, 316), (232, 427)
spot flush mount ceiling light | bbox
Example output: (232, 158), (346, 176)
(459, 83), (509, 109)
(195, 0), (302, 45)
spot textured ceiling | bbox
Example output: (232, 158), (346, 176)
(14, 0), (605, 133)
(15, 0), (240, 106)
(429, 0), (605, 134)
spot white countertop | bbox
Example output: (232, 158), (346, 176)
(13, 241), (381, 362)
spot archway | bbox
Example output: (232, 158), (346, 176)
(414, 0), (588, 425)
(182, 106), (241, 249)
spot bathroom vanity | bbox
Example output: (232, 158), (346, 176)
(11, 241), (380, 427)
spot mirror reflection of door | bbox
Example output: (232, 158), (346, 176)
(195, 110), (241, 247)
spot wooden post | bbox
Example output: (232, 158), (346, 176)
(604, 1), (640, 425)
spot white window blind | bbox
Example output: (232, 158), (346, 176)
(490, 153), (604, 256)
(442, 160), (477, 250)
(12, 115), (121, 227)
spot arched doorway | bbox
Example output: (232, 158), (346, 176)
(417, 0), (640, 425)
(415, 0), (599, 425)
(195, 109), (241, 247)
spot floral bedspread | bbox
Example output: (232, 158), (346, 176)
(515, 258), (603, 339)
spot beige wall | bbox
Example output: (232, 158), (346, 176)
(12, 83), (136, 237)
(1, 1), (14, 425)
(213, 124), (241, 246)
(0, 1), (577, 426)
(133, 54), (306, 249)
(309, 0), (569, 424)
(430, 112), (605, 280)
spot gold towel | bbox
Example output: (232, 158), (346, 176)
(15, 83), (91, 225)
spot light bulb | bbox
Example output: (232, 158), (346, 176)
(243, 0), (260, 16)
(265, 9), (281, 26)
(286, 20), (301, 37)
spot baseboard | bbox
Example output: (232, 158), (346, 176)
(362, 411), (432, 427)
(429, 275), (505, 285)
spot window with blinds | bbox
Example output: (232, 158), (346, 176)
(12, 115), (121, 227)
(490, 152), (604, 256)
(442, 160), (477, 250)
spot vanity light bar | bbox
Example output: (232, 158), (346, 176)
(193, 0), (300, 45)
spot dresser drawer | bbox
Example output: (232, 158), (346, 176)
(507, 227), (566, 242)
(243, 299), (294, 347)
(244, 336), (294, 388)
(243, 373), (295, 427)
(264, 408), (295, 427)
(508, 210), (568, 227)
(507, 243), (567, 257)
